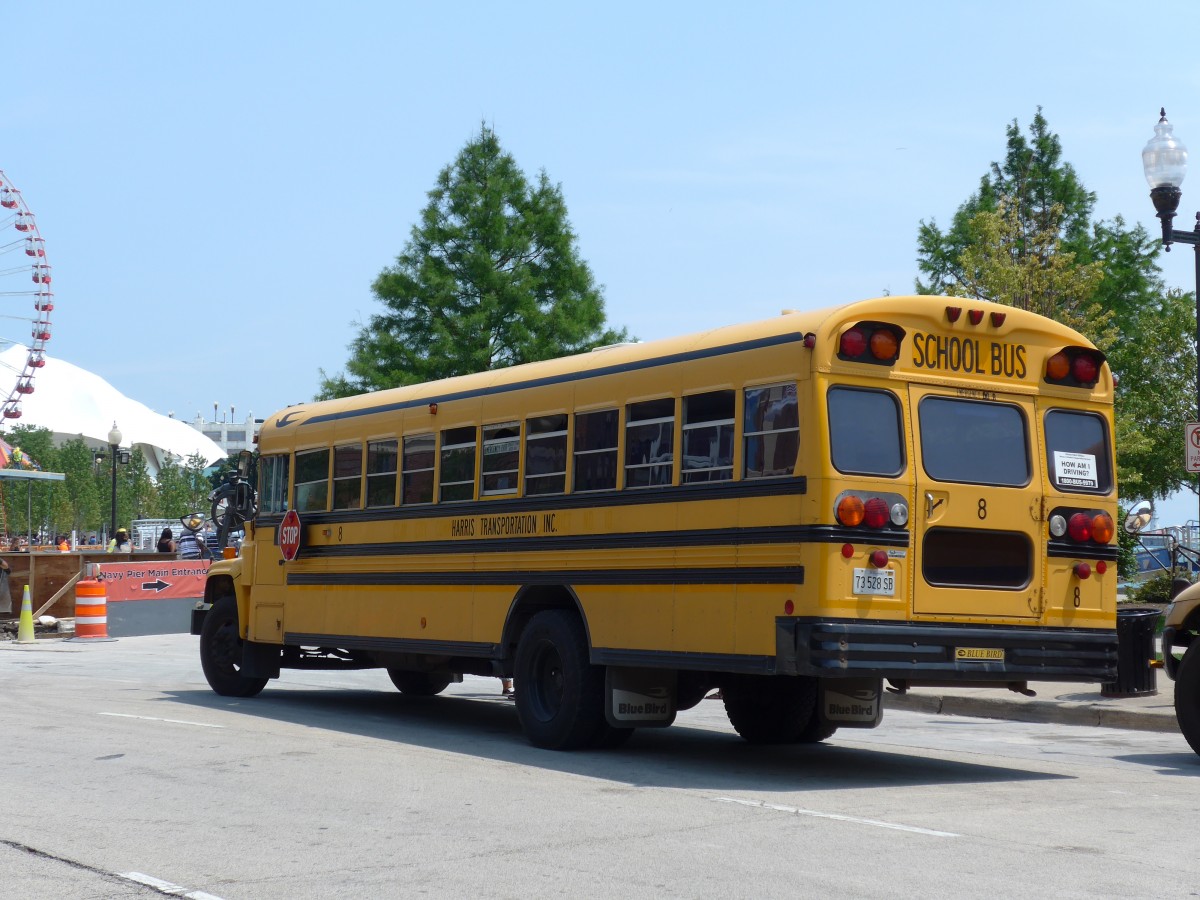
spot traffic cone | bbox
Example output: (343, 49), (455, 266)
(16, 584), (35, 644)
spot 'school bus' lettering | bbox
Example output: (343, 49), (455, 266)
(194, 295), (1119, 751)
(910, 331), (1028, 379)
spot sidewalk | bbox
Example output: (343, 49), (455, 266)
(883, 677), (1178, 733)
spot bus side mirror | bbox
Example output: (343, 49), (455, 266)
(1124, 501), (1152, 535)
(237, 449), (253, 478)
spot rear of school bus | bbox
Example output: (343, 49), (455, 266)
(781, 295), (1119, 701)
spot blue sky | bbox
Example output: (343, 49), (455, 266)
(5, 2), (1200, 518)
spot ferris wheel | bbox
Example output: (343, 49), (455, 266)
(0, 168), (52, 420)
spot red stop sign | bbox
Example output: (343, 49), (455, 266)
(279, 509), (302, 561)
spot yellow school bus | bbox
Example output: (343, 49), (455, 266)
(193, 294), (1118, 749)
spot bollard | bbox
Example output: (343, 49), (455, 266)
(68, 578), (115, 641)
(1100, 606), (1160, 697)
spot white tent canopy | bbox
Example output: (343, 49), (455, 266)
(0, 346), (225, 474)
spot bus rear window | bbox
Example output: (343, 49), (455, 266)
(828, 387), (904, 476)
(918, 397), (1029, 486)
(1044, 409), (1112, 494)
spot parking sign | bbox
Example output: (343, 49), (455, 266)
(1187, 423), (1200, 472)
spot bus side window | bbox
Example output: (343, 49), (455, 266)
(626, 398), (675, 488)
(294, 448), (331, 512)
(258, 454), (290, 514)
(744, 383), (799, 478)
(366, 440), (399, 507)
(482, 422), (520, 495)
(440, 426), (477, 502)
(402, 434), (435, 504)
(332, 443), (364, 510)
(574, 409), (618, 492)
(682, 390), (734, 483)
(526, 414), (567, 495)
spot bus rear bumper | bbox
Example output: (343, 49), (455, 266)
(777, 618), (1119, 683)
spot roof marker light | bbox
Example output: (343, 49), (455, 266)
(990, 312), (1006, 327)
(946, 306), (962, 323)
(803, 332), (816, 348)
(968, 309), (984, 325)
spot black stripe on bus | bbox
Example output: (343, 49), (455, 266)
(286, 566), (804, 587)
(288, 332), (807, 428)
(293, 524), (909, 559)
(257, 477), (807, 527)
(1046, 541), (1120, 562)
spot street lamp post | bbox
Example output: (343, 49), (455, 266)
(1143, 108), (1200, 531)
(108, 422), (122, 542)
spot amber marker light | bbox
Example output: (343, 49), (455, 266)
(1091, 513), (1115, 544)
(869, 329), (898, 360)
(837, 495), (866, 527)
(1046, 352), (1070, 380)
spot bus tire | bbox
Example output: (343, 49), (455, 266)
(796, 717), (838, 744)
(1175, 641), (1200, 756)
(514, 609), (605, 750)
(199, 595), (268, 698)
(387, 669), (452, 696)
(723, 674), (817, 744)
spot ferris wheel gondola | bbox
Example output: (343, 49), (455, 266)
(0, 170), (54, 420)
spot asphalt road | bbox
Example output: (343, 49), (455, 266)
(2, 635), (1199, 899)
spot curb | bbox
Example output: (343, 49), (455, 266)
(883, 692), (1179, 734)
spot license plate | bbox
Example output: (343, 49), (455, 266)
(955, 647), (1004, 661)
(852, 568), (895, 595)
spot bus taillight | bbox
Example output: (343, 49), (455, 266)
(1051, 509), (1114, 545)
(864, 497), (889, 528)
(1044, 346), (1105, 388)
(838, 321), (905, 365)
(837, 495), (865, 526)
(835, 492), (909, 529)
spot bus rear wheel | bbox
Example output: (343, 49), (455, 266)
(199, 595), (268, 698)
(514, 609), (607, 750)
(723, 674), (818, 744)
(387, 669), (453, 696)
(1174, 641), (1200, 756)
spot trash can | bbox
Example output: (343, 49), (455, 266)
(1100, 606), (1160, 697)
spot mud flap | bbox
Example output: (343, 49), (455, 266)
(604, 667), (677, 728)
(818, 677), (883, 729)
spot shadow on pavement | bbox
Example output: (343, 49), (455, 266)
(162, 684), (1067, 793)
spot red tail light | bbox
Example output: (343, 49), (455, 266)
(863, 497), (889, 528)
(1067, 513), (1092, 542)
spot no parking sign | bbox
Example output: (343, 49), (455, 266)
(1188, 423), (1200, 473)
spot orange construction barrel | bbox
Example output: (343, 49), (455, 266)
(72, 578), (112, 640)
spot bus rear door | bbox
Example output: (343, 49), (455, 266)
(908, 386), (1042, 620)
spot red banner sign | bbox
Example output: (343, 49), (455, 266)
(96, 560), (210, 602)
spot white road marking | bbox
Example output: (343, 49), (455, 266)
(100, 712), (223, 728)
(711, 797), (959, 837)
(120, 871), (227, 898)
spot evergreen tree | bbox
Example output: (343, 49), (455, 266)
(320, 124), (628, 396)
(916, 109), (1196, 501)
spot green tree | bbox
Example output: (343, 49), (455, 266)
(54, 438), (104, 533)
(320, 124), (628, 397)
(916, 109), (1196, 502)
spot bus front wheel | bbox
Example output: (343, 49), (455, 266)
(199, 595), (268, 698)
(1174, 641), (1200, 756)
(514, 609), (607, 750)
(723, 674), (818, 744)
(387, 669), (452, 696)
